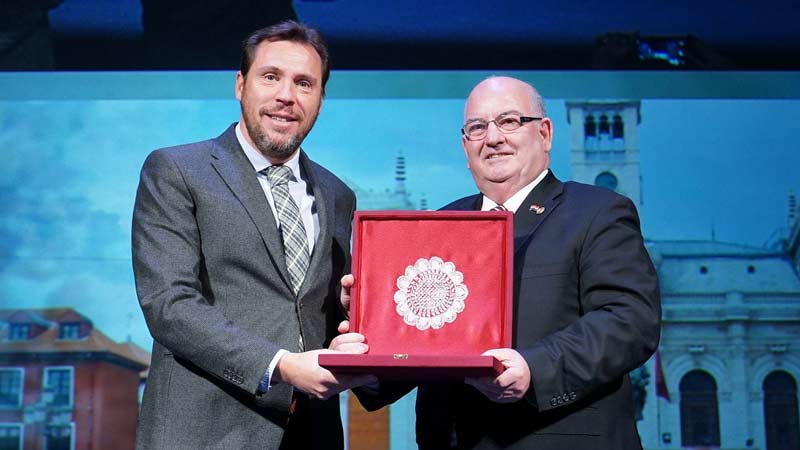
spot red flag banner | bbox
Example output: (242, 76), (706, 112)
(655, 350), (671, 402)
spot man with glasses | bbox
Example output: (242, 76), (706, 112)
(354, 76), (661, 449)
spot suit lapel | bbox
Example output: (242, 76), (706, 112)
(513, 171), (563, 254)
(209, 125), (294, 293)
(456, 195), (483, 211)
(454, 173), (563, 254)
(296, 151), (333, 297)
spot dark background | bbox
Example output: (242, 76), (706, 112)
(3, 0), (799, 71)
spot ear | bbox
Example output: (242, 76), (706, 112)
(539, 118), (554, 153)
(235, 71), (244, 101)
(461, 136), (471, 168)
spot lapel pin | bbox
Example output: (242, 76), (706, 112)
(530, 204), (545, 215)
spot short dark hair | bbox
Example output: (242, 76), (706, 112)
(239, 20), (330, 92)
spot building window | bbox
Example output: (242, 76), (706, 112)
(58, 323), (81, 340)
(584, 115), (597, 138)
(0, 424), (23, 450)
(598, 114), (610, 135)
(612, 114), (624, 138)
(680, 370), (720, 447)
(7, 324), (29, 341)
(43, 367), (73, 408)
(45, 424), (73, 450)
(763, 371), (799, 450)
(0, 369), (24, 408)
(594, 172), (618, 191)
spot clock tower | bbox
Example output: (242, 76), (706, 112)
(566, 100), (642, 207)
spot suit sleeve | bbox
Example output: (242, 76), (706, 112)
(519, 195), (661, 411)
(131, 150), (280, 396)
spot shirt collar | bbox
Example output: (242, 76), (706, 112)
(235, 122), (302, 180)
(482, 168), (549, 212)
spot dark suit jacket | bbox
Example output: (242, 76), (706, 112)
(360, 171), (661, 450)
(131, 124), (354, 450)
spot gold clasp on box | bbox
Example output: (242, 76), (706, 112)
(393, 354), (409, 359)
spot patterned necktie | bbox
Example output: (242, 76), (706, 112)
(264, 165), (309, 295)
(490, 204), (508, 211)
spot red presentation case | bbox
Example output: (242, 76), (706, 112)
(319, 211), (513, 380)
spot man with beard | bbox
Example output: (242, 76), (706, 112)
(132, 21), (374, 450)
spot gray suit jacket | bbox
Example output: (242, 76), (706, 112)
(132, 124), (355, 450)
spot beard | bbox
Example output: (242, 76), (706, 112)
(241, 100), (316, 162)
(245, 118), (302, 162)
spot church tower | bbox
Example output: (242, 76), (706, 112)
(566, 100), (642, 207)
(394, 152), (408, 197)
(787, 192), (800, 274)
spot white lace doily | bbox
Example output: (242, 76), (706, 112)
(394, 257), (469, 331)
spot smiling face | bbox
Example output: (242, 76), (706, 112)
(236, 39), (323, 164)
(461, 77), (553, 204)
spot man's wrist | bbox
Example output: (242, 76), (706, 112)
(259, 349), (288, 392)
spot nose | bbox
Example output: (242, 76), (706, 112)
(484, 121), (506, 146)
(275, 79), (296, 105)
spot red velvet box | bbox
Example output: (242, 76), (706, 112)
(319, 211), (513, 380)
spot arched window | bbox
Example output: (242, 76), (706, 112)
(763, 371), (800, 450)
(612, 114), (624, 138)
(594, 172), (618, 191)
(680, 370), (720, 447)
(584, 115), (597, 138)
(598, 114), (610, 135)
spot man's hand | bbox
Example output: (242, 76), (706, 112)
(340, 274), (354, 313)
(465, 348), (530, 403)
(329, 328), (365, 352)
(273, 346), (376, 400)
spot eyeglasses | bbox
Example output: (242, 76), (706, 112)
(461, 113), (543, 141)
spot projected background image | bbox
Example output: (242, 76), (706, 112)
(1, 71), (799, 450)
